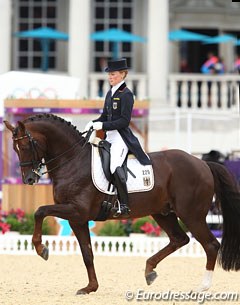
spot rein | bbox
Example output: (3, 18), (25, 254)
(13, 129), (91, 177)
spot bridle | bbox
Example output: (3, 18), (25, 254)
(13, 128), (92, 177)
(13, 130), (44, 176)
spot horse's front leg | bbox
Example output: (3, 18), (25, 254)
(32, 204), (78, 260)
(69, 221), (99, 295)
(32, 206), (48, 260)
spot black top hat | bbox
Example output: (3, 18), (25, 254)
(105, 58), (129, 72)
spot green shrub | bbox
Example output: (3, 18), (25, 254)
(5, 212), (51, 235)
(18, 213), (51, 235)
(98, 221), (127, 236)
(5, 215), (22, 232)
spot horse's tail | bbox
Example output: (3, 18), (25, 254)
(207, 161), (240, 271)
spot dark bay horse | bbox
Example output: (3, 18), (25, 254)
(4, 114), (240, 295)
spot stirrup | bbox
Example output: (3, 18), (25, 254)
(112, 200), (121, 218)
(112, 201), (131, 218)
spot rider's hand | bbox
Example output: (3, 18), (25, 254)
(84, 121), (93, 132)
(92, 122), (103, 131)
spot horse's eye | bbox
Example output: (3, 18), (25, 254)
(17, 144), (30, 151)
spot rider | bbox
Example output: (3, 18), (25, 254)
(84, 58), (151, 217)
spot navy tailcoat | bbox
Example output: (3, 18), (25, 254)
(93, 82), (151, 165)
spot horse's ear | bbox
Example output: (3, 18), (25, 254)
(4, 120), (15, 133)
(17, 121), (26, 133)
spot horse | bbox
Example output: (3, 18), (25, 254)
(4, 114), (240, 295)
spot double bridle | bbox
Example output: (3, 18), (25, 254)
(13, 128), (90, 177)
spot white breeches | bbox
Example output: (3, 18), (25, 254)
(106, 130), (128, 174)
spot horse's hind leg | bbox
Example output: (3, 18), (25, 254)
(180, 214), (220, 291)
(145, 212), (190, 285)
(69, 221), (99, 295)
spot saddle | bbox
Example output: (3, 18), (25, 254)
(92, 139), (154, 221)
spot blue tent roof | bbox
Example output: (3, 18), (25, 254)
(90, 28), (146, 59)
(90, 28), (146, 43)
(14, 27), (68, 40)
(169, 29), (210, 41)
(203, 34), (236, 44)
(14, 27), (68, 72)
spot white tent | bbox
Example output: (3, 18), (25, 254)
(0, 71), (81, 116)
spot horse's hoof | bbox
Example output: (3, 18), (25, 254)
(40, 246), (49, 261)
(76, 289), (88, 295)
(146, 271), (158, 285)
(196, 284), (210, 292)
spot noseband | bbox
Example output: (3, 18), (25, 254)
(13, 129), (88, 177)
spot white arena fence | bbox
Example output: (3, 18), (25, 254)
(0, 215), (222, 257)
(0, 235), (217, 257)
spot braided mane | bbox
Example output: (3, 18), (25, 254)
(23, 113), (82, 138)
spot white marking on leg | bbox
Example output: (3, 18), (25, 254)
(197, 270), (213, 292)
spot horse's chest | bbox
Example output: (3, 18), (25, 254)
(53, 182), (80, 203)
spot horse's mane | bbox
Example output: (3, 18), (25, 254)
(23, 113), (82, 139)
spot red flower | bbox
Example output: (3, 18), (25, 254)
(8, 208), (25, 221)
(0, 207), (26, 234)
(0, 222), (11, 234)
(140, 222), (161, 237)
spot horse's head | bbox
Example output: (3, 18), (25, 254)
(4, 120), (47, 185)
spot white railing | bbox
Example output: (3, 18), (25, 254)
(0, 234), (221, 257)
(169, 73), (240, 110)
(89, 72), (147, 99)
(89, 73), (240, 111)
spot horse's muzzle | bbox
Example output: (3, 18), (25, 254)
(23, 170), (39, 185)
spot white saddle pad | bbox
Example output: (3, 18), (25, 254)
(91, 144), (154, 195)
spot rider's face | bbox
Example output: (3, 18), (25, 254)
(108, 71), (123, 87)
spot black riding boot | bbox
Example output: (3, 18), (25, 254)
(113, 166), (131, 217)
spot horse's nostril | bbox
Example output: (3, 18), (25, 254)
(27, 178), (35, 185)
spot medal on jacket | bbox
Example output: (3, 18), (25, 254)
(113, 97), (119, 109)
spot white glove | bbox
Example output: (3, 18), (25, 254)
(84, 121), (93, 131)
(92, 122), (103, 131)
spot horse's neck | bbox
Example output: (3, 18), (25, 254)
(30, 120), (86, 160)
(29, 119), (93, 177)
(37, 123), (80, 153)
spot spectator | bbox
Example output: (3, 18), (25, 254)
(201, 53), (224, 107)
(233, 54), (240, 74)
(212, 57), (225, 74)
(201, 52), (219, 74)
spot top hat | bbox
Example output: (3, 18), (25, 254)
(105, 58), (129, 72)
